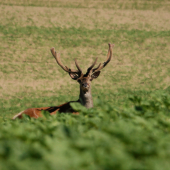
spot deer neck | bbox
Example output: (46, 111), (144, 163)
(79, 86), (93, 108)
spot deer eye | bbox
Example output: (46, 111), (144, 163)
(77, 79), (81, 83)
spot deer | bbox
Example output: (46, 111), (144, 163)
(12, 43), (114, 119)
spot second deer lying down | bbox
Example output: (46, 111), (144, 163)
(12, 43), (114, 119)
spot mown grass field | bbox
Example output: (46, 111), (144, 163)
(0, 0), (170, 170)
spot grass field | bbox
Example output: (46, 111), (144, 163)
(0, 0), (170, 169)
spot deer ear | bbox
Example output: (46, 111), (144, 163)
(91, 71), (100, 80)
(69, 73), (80, 80)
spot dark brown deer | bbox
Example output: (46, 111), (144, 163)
(12, 43), (114, 119)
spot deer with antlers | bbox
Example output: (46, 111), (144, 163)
(12, 43), (114, 119)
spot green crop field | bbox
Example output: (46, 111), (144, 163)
(0, 0), (170, 169)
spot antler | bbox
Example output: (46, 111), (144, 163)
(84, 58), (98, 76)
(51, 48), (83, 77)
(51, 43), (114, 79)
(92, 43), (114, 73)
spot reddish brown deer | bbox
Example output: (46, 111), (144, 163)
(12, 43), (114, 119)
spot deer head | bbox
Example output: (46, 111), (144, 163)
(51, 43), (114, 93)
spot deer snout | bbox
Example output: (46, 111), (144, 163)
(82, 83), (89, 88)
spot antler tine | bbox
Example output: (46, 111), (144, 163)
(85, 58), (98, 76)
(51, 47), (81, 74)
(75, 59), (82, 73)
(93, 43), (114, 73)
(51, 48), (69, 72)
(93, 63), (101, 71)
(89, 57), (98, 70)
